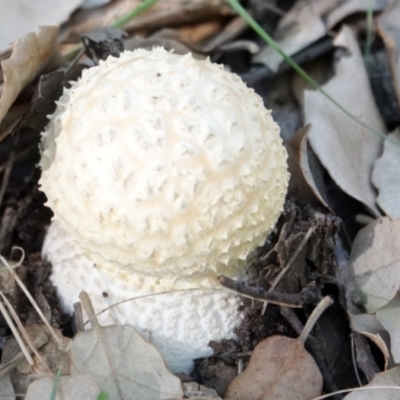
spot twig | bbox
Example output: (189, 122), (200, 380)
(0, 291), (52, 374)
(0, 253), (62, 346)
(0, 333), (48, 379)
(218, 275), (321, 308)
(269, 226), (314, 291)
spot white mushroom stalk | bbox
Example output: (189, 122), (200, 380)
(40, 48), (289, 373)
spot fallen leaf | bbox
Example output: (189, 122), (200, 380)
(304, 26), (384, 215)
(343, 366), (400, 399)
(25, 375), (101, 400)
(0, 374), (15, 400)
(326, 0), (389, 30)
(350, 217), (400, 314)
(63, 0), (233, 41)
(0, 0), (81, 52)
(286, 124), (331, 210)
(225, 336), (322, 400)
(0, 26), (59, 126)
(69, 324), (183, 400)
(81, 0), (110, 9)
(377, 0), (400, 108)
(349, 313), (391, 369)
(376, 296), (400, 364)
(372, 129), (400, 218)
(253, 0), (337, 71)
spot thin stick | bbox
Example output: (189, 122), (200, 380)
(218, 275), (321, 307)
(0, 294), (33, 366)
(0, 292), (52, 374)
(299, 296), (333, 345)
(0, 333), (48, 379)
(269, 227), (314, 292)
(0, 253), (62, 346)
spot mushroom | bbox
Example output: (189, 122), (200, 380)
(40, 48), (289, 373)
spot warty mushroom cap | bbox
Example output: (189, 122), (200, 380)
(40, 48), (289, 373)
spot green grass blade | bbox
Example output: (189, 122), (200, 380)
(49, 367), (63, 400)
(110, 0), (159, 29)
(97, 391), (110, 400)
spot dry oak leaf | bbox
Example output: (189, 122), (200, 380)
(0, 26), (59, 125)
(225, 335), (322, 400)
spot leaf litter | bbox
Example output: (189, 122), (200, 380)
(1, 1), (400, 399)
(304, 25), (385, 216)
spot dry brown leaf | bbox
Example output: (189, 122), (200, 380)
(177, 21), (223, 44)
(225, 336), (322, 400)
(372, 129), (400, 218)
(304, 26), (384, 215)
(377, 0), (400, 108)
(286, 124), (331, 210)
(350, 217), (400, 314)
(0, 0), (81, 52)
(343, 366), (400, 399)
(0, 26), (59, 126)
(63, 0), (233, 40)
(253, 0), (336, 71)
(376, 296), (400, 364)
(349, 313), (391, 369)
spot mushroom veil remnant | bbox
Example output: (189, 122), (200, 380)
(40, 48), (289, 373)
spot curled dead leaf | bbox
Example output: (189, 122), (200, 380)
(0, 26), (59, 126)
(286, 124), (331, 211)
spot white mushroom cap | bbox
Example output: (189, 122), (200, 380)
(39, 48), (289, 373)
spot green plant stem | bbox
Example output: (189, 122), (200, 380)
(49, 367), (63, 400)
(227, 0), (398, 146)
(110, 0), (159, 29)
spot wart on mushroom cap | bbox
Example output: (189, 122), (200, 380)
(40, 48), (289, 373)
